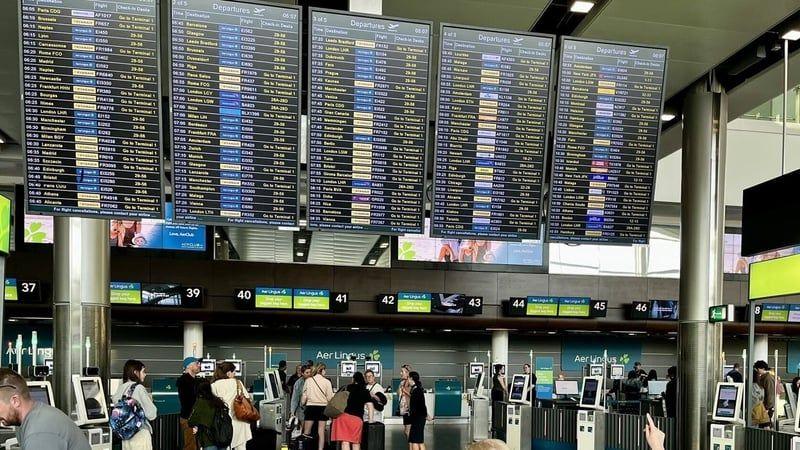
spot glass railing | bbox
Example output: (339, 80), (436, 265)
(741, 86), (800, 123)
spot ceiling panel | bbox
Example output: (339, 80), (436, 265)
(307, 232), (382, 267)
(382, 0), (549, 31)
(579, 0), (800, 97)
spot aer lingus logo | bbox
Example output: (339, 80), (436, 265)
(369, 350), (381, 361)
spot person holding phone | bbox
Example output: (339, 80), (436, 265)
(644, 414), (665, 450)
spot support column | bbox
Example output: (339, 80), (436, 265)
(491, 330), (509, 369)
(752, 335), (769, 364)
(53, 217), (110, 413)
(677, 78), (727, 450)
(183, 321), (203, 358)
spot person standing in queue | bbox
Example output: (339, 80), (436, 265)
(754, 360), (776, 427)
(211, 362), (252, 449)
(364, 369), (386, 423)
(398, 364), (413, 439)
(287, 364), (303, 396)
(664, 366), (677, 418)
(0, 368), (91, 450)
(407, 371), (430, 450)
(331, 372), (371, 450)
(289, 365), (312, 436)
(112, 360), (158, 450)
(726, 363), (743, 383)
(178, 357), (201, 450)
(187, 380), (230, 450)
(278, 360), (289, 392)
(523, 364), (536, 404)
(301, 363), (334, 450)
(490, 364), (507, 409)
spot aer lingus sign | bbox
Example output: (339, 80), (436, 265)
(561, 336), (642, 371)
(301, 332), (395, 369)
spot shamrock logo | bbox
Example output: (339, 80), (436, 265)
(620, 354), (631, 365)
(24, 221), (47, 243)
(398, 242), (415, 260)
(369, 350), (381, 361)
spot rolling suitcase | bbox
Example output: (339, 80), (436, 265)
(361, 421), (385, 450)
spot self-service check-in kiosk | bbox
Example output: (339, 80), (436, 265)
(506, 374), (531, 450)
(72, 375), (112, 450)
(577, 376), (604, 450)
(709, 382), (744, 450)
(469, 363), (490, 442)
(258, 368), (284, 432)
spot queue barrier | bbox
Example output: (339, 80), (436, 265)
(744, 427), (795, 449)
(529, 408), (676, 450)
(112, 412), (181, 450)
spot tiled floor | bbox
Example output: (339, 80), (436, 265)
(385, 422), (470, 450)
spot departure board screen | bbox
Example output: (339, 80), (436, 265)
(20, 0), (164, 219)
(432, 25), (554, 241)
(170, 0), (301, 227)
(547, 38), (667, 245)
(307, 9), (432, 234)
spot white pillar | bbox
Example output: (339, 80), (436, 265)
(753, 335), (769, 365)
(491, 330), (509, 368)
(183, 321), (203, 358)
(349, 0), (382, 14)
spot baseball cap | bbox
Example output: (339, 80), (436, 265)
(183, 357), (200, 369)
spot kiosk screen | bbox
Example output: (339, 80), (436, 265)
(509, 375), (527, 402)
(267, 372), (282, 400)
(555, 380), (579, 396)
(580, 378), (599, 408)
(27, 382), (53, 407)
(714, 384), (739, 419)
(81, 379), (106, 420)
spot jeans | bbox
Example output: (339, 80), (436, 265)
(122, 429), (152, 450)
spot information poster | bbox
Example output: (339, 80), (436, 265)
(255, 287), (292, 309)
(170, 0), (301, 227)
(535, 356), (554, 400)
(21, 0), (164, 219)
(432, 25), (553, 240)
(307, 9), (431, 234)
(547, 38), (667, 245)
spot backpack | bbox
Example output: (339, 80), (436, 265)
(210, 405), (233, 447)
(110, 383), (146, 440)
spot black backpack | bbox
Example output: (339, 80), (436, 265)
(209, 405), (233, 447)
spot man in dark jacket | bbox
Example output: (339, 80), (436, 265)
(726, 363), (743, 383)
(665, 366), (677, 418)
(178, 357), (201, 450)
(754, 360), (776, 420)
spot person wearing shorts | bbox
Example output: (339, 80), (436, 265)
(398, 365), (413, 437)
(301, 363), (334, 450)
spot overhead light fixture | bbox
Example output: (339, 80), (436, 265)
(296, 251), (304, 257)
(781, 30), (800, 41)
(250, 324), (262, 328)
(351, 327), (360, 331)
(570, 0), (594, 13)
(547, 331), (557, 335)
(661, 113), (676, 121)
(379, 241), (389, 248)
(297, 238), (307, 244)
(443, 329), (452, 332)
(368, 259), (377, 265)
(0, 138), (5, 144)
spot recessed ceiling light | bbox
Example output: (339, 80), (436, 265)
(296, 251), (304, 257)
(570, 0), (594, 13)
(0, 138), (5, 144)
(368, 259), (376, 265)
(781, 30), (800, 41)
(443, 329), (452, 332)
(250, 324), (261, 328)
(661, 113), (676, 121)
(547, 331), (557, 335)
(297, 238), (306, 244)
(351, 327), (360, 331)
(379, 242), (389, 248)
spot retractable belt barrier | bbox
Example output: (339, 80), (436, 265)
(744, 427), (795, 450)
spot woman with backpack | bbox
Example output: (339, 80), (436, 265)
(331, 372), (371, 450)
(301, 363), (334, 450)
(211, 362), (253, 450)
(188, 380), (233, 450)
(111, 359), (158, 450)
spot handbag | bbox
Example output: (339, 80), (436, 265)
(233, 380), (261, 423)
(324, 388), (350, 419)
(752, 401), (770, 424)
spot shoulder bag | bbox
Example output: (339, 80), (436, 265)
(233, 380), (260, 423)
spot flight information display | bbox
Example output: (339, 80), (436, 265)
(547, 38), (668, 245)
(170, 0), (301, 227)
(432, 25), (554, 240)
(307, 9), (432, 234)
(21, 0), (164, 218)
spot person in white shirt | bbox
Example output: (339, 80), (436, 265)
(363, 369), (385, 423)
(111, 360), (158, 450)
(211, 362), (252, 450)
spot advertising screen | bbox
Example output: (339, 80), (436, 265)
(649, 300), (678, 320)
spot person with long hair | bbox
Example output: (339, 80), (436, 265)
(490, 364), (507, 415)
(407, 371), (429, 450)
(188, 380), (228, 450)
(301, 363), (334, 450)
(398, 364), (413, 438)
(211, 362), (252, 449)
(112, 360), (158, 450)
(331, 372), (371, 450)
